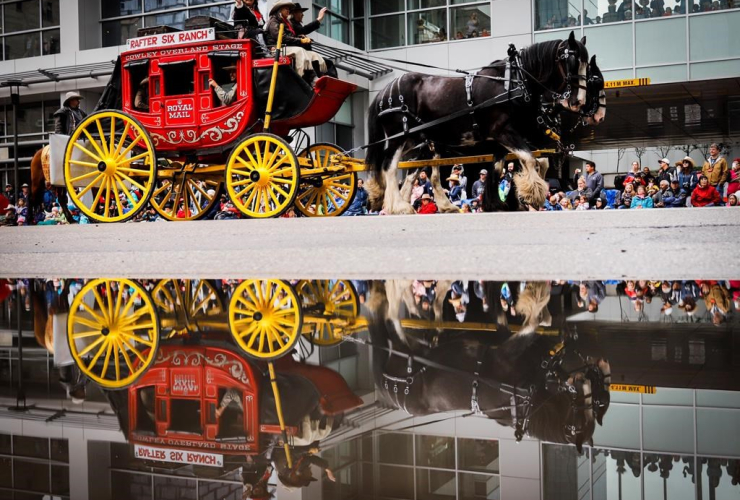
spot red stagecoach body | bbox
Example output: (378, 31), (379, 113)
(128, 345), (261, 455)
(119, 35), (357, 161)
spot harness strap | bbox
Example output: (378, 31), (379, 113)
(465, 71), (478, 106)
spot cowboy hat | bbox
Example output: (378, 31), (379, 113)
(446, 175), (460, 182)
(421, 193), (433, 200)
(223, 64), (237, 71)
(682, 156), (695, 168)
(270, 0), (295, 15)
(21, 183), (28, 188)
(63, 91), (83, 107)
(291, 2), (310, 12)
(4, 204), (16, 212)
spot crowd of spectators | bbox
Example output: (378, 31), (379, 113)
(539, 0), (737, 30)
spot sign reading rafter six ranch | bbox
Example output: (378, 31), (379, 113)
(126, 28), (216, 51)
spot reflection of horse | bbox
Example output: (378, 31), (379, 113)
(29, 146), (75, 224)
(365, 32), (589, 213)
(365, 281), (610, 452)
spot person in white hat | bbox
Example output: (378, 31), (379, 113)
(53, 91), (87, 135)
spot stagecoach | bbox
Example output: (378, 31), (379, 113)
(65, 278), (363, 468)
(56, 25), (360, 222)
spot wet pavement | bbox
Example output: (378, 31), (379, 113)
(1, 277), (739, 500)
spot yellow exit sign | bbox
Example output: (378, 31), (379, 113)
(604, 78), (651, 89)
(611, 384), (656, 394)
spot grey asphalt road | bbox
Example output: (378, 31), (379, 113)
(1, 208), (738, 280)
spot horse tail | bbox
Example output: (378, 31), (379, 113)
(365, 92), (386, 175)
(29, 148), (46, 222)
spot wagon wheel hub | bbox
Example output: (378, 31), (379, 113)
(97, 161), (108, 173)
(100, 327), (111, 336)
(253, 311), (263, 321)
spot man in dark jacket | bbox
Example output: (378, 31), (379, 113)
(290, 3), (326, 44)
(655, 158), (677, 185)
(663, 180), (687, 208)
(574, 161), (604, 204)
(53, 91), (87, 135)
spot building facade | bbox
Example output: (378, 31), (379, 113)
(1, 0), (739, 186)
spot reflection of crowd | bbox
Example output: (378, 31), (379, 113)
(415, 12), (491, 43)
(539, 0), (738, 29)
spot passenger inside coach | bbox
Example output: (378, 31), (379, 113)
(209, 64), (238, 106)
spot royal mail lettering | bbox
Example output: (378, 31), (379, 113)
(172, 372), (199, 395)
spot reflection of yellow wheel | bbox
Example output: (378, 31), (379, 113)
(296, 280), (359, 346)
(296, 143), (357, 217)
(152, 280), (224, 338)
(68, 279), (159, 389)
(228, 279), (302, 359)
(150, 169), (222, 221)
(225, 134), (299, 218)
(64, 111), (156, 223)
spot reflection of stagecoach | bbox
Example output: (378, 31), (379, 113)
(66, 278), (363, 465)
(53, 24), (363, 222)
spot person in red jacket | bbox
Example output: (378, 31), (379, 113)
(691, 175), (721, 207)
(417, 193), (438, 214)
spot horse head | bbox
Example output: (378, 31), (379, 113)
(556, 32), (590, 112)
(583, 55), (606, 126)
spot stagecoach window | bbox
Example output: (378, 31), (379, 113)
(168, 399), (203, 434)
(161, 60), (196, 96)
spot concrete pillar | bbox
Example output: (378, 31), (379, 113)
(59, 0), (80, 54)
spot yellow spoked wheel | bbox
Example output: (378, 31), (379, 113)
(225, 134), (300, 218)
(67, 278), (160, 389)
(151, 173), (222, 221)
(64, 111), (156, 223)
(296, 143), (357, 217)
(296, 280), (359, 346)
(228, 279), (303, 360)
(152, 280), (224, 338)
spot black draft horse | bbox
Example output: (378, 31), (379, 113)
(365, 31), (590, 213)
(365, 280), (611, 452)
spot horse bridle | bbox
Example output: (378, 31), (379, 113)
(555, 41), (588, 102)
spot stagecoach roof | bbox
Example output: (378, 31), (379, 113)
(0, 61), (117, 87)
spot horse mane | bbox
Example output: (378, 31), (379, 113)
(517, 40), (563, 85)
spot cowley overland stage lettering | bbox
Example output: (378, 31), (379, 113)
(127, 28), (215, 51)
(134, 444), (224, 467)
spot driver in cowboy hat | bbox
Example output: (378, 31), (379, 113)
(53, 91), (87, 135)
(209, 65), (239, 106)
(265, 1), (327, 80)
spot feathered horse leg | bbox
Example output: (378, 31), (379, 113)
(382, 147), (416, 215)
(400, 169), (419, 203)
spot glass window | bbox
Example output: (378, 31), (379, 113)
(408, 8), (447, 44)
(14, 460), (50, 492)
(691, 0), (740, 13)
(417, 469), (456, 500)
(584, 22), (634, 69)
(13, 436), (49, 459)
(458, 473), (500, 500)
(102, 0), (142, 18)
(451, 4), (491, 39)
(378, 433), (413, 465)
(5, 31), (40, 59)
(535, 0), (582, 31)
(0, 433), (11, 454)
(644, 454), (696, 499)
(144, 0), (187, 13)
(697, 408), (740, 456)
(591, 450), (642, 500)
(353, 20), (365, 50)
(145, 10), (188, 29)
(416, 435), (455, 469)
(327, 13), (350, 43)
(371, 0), (404, 15)
(51, 464), (70, 496)
(42, 0), (59, 27)
(378, 465), (414, 498)
(409, 0), (447, 8)
(112, 471), (152, 500)
(191, 5), (232, 20)
(636, 17), (686, 67)
(370, 14), (405, 49)
(0, 457), (10, 488)
(643, 406), (694, 453)
(458, 439), (499, 474)
(593, 404), (640, 449)
(103, 18), (142, 48)
(690, 10), (740, 61)
(42, 29), (60, 55)
(4, 0), (40, 33)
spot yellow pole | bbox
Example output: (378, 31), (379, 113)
(264, 24), (285, 132)
(267, 361), (292, 468)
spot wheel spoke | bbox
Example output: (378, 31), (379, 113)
(117, 338), (135, 375)
(76, 172), (105, 199)
(242, 184), (259, 208)
(96, 119), (110, 156)
(120, 337), (147, 363)
(244, 323), (260, 347)
(243, 146), (259, 170)
(86, 338), (109, 371)
(69, 160), (100, 169)
(77, 335), (106, 357)
(328, 186), (349, 202)
(118, 152), (150, 167)
(109, 116), (116, 156)
(82, 128), (107, 160)
(116, 135), (144, 163)
(267, 185), (281, 208)
(119, 291), (140, 320)
(253, 140), (263, 168)
(153, 181), (171, 198)
(117, 171), (147, 192)
(81, 301), (108, 327)
(73, 141), (102, 163)
(113, 122), (131, 159)
(270, 182), (290, 199)
(73, 330), (105, 340)
(257, 326), (266, 352)
(103, 177), (112, 218)
(115, 176), (137, 207)
(70, 170), (101, 184)
(121, 330), (154, 347)
(110, 176), (124, 217)
(235, 156), (256, 172)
